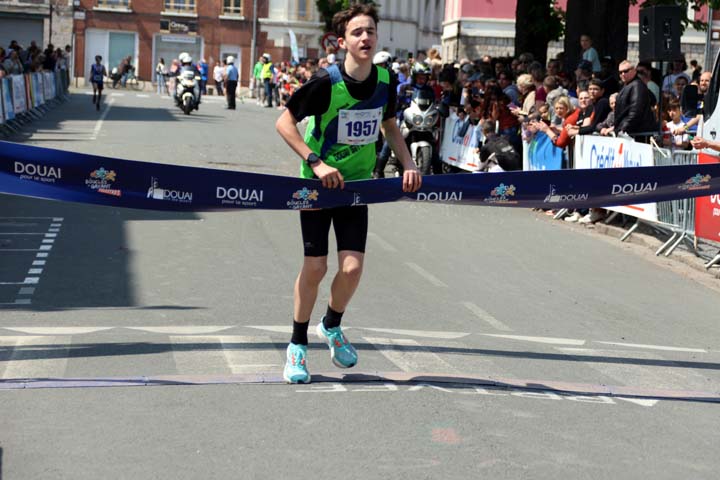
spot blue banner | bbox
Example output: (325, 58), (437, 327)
(528, 132), (563, 171)
(2, 141), (720, 212)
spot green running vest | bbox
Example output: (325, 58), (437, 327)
(302, 64), (390, 181)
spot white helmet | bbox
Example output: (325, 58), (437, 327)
(178, 52), (189, 63)
(262, 53), (271, 61)
(373, 51), (392, 65)
(226, 56), (235, 64)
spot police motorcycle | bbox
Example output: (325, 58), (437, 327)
(390, 63), (441, 176)
(175, 53), (201, 115)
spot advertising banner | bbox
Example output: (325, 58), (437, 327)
(695, 152), (720, 242)
(527, 132), (563, 171)
(1, 78), (14, 122)
(439, 113), (483, 172)
(32, 72), (44, 107)
(3, 142), (720, 213)
(43, 72), (55, 100)
(574, 135), (658, 223)
(11, 75), (26, 114)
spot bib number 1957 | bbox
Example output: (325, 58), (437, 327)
(337, 107), (383, 145)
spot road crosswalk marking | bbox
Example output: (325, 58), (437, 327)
(363, 337), (458, 373)
(1, 336), (69, 380)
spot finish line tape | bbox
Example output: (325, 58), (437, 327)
(2, 141), (720, 211)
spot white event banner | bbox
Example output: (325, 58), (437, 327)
(439, 113), (484, 172)
(574, 135), (658, 223)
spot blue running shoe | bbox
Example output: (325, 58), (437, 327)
(283, 343), (311, 384)
(316, 318), (358, 368)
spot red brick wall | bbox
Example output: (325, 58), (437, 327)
(74, 0), (270, 86)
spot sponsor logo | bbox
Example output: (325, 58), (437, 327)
(543, 184), (589, 203)
(216, 186), (264, 207)
(589, 141), (643, 168)
(611, 182), (657, 196)
(484, 183), (518, 204)
(287, 187), (319, 209)
(416, 191), (463, 202)
(147, 177), (193, 203)
(86, 167), (118, 194)
(679, 173), (711, 191)
(98, 188), (122, 197)
(14, 162), (61, 183)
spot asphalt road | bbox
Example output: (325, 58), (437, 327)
(1, 89), (719, 479)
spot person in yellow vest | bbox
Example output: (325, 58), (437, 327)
(261, 53), (274, 108)
(275, 4), (422, 383)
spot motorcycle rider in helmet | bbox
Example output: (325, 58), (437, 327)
(175, 52), (201, 108)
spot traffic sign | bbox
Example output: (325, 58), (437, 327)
(321, 32), (339, 51)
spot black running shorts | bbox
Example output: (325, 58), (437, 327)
(299, 205), (368, 257)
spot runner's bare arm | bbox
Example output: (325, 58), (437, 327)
(275, 109), (344, 189)
(381, 118), (422, 192)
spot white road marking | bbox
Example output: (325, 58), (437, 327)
(220, 335), (283, 374)
(136, 94), (150, 98)
(28, 268), (43, 275)
(361, 327), (469, 339)
(52, 218), (64, 222)
(247, 325), (293, 334)
(594, 341), (707, 353)
(170, 335), (232, 374)
(32, 260), (45, 266)
(24, 277), (39, 284)
(90, 98), (114, 141)
(39, 245), (52, 251)
(41, 239), (54, 244)
(462, 302), (513, 332)
(483, 334), (586, 346)
(0, 233), (47, 235)
(1, 336), (69, 379)
(110, 93), (124, 97)
(616, 397), (660, 407)
(128, 326), (234, 334)
(13, 299), (31, 305)
(555, 347), (712, 392)
(367, 232), (397, 252)
(45, 233), (57, 238)
(405, 262), (448, 288)
(36, 252), (48, 258)
(18, 287), (35, 295)
(3, 327), (113, 335)
(364, 336), (458, 373)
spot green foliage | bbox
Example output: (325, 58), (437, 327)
(315, 0), (379, 33)
(632, 0), (720, 31)
(525, 0), (565, 42)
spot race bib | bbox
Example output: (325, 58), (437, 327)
(337, 108), (382, 145)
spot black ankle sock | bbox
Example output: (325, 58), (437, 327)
(291, 320), (309, 345)
(323, 306), (344, 329)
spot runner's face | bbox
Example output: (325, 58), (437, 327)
(339, 15), (377, 62)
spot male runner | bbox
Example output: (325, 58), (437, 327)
(90, 55), (107, 111)
(275, 4), (422, 384)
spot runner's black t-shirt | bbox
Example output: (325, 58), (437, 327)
(287, 63), (397, 122)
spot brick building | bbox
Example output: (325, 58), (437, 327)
(72, 0), (322, 87)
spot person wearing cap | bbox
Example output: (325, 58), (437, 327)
(580, 34), (601, 73)
(261, 53), (275, 107)
(224, 55), (238, 109)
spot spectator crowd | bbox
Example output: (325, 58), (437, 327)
(0, 40), (72, 79)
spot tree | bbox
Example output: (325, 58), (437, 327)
(513, 0), (564, 65)
(315, 0), (379, 33)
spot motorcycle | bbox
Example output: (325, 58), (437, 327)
(176, 69), (200, 115)
(389, 88), (441, 176)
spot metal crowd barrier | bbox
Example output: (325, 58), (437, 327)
(0, 69), (70, 137)
(653, 148), (696, 257)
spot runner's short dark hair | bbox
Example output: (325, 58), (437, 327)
(332, 4), (379, 39)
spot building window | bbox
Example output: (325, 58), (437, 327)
(224, 0), (242, 15)
(164, 0), (196, 13)
(97, 0), (130, 8)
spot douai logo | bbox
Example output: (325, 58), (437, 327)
(14, 162), (61, 183)
(711, 194), (720, 205)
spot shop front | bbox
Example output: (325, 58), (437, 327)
(83, 29), (138, 84)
